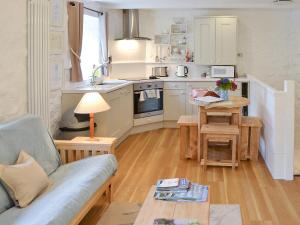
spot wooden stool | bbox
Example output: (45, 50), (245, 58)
(177, 115), (198, 159)
(240, 116), (262, 161)
(200, 124), (240, 169)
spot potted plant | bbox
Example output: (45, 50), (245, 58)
(215, 78), (237, 101)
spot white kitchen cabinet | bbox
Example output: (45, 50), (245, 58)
(194, 18), (216, 65)
(104, 86), (133, 138)
(215, 18), (237, 65)
(164, 89), (186, 121)
(194, 17), (237, 65)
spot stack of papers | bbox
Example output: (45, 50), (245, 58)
(193, 96), (223, 105)
(154, 178), (208, 202)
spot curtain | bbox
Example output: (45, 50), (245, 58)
(99, 12), (109, 76)
(67, 2), (83, 82)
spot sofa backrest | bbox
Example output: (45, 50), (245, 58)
(0, 115), (61, 213)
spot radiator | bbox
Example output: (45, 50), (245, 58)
(27, 0), (50, 128)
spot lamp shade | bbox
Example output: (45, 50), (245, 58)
(74, 92), (110, 114)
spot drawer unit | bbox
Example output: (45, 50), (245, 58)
(164, 82), (186, 90)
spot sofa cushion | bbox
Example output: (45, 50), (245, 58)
(0, 151), (50, 208)
(0, 154), (118, 225)
(0, 115), (60, 213)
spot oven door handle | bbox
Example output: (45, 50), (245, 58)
(134, 89), (163, 94)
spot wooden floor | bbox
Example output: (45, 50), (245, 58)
(80, 128), (300, 225)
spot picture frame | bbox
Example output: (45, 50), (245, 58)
(49, 56), (64, 91)
(50, 30), (65, 54)
(50, 0), (64, 27)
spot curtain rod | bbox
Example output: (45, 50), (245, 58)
(84, 7), (103, 15)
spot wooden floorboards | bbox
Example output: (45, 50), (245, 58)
(80, 128), (300, 225)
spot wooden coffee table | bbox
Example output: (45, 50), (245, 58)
(133, 186), (210, 225)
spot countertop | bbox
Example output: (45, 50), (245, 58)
(62, 76), (249, 94)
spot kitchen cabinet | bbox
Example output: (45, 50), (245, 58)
(61, 85), (133, 140)
(194, 18), (216, 65)
(104, 86), (133, 138)
(194, 17), (237, 65)
(164, 89), (186, 121)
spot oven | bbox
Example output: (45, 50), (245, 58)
(134, 81), (164, 119)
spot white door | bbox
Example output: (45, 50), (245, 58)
(194, 18), (216, 65)
(164, 89), (186, 121)
(215, 17), (237, 65)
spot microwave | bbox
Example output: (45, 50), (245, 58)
(211, 66), (235, 78)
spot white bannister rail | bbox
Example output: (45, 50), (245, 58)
(27, 0), (50, 128)
(248, 76), (295, 180)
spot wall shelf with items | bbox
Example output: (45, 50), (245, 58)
(154, 23), (189, 62)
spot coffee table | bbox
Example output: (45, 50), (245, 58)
(133, 186), (210, 225)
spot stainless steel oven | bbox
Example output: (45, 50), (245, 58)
(134, 81), (163, 119)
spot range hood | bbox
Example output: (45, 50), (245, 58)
(115, 9), (151, 41)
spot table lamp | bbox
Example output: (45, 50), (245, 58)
(74, 92), (110, 139)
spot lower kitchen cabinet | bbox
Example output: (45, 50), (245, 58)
(61, 85), (133, 140)
(164, 89), (186, 121)
(103, 86), (133, 138)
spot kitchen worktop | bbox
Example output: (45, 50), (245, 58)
(62, 76), (249, 94)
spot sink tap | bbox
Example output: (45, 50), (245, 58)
(90, 64), (106, 86)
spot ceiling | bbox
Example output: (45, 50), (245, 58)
(88, 0), (299, 9)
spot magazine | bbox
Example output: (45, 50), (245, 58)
(156, 178), (190, 191)
(156, 178), (180, 189)
(153, 218), (200, 225)
(194, 96), (223, 105)
(154, 183), (208, 202)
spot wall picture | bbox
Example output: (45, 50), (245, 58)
(50, 30), (65, 54)
(50, 0), (64, 27)
(49, 56), (64, 91)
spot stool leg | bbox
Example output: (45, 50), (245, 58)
(203, 135), (208, 171)
(232, 137), (237, 169)
(180, 126), (188, 159)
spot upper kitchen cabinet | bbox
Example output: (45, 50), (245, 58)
(194, 17), (237, 65)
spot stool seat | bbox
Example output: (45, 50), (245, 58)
(177, 115), (198, 127)
(201, 124), (239, 135)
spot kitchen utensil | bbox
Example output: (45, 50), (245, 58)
(152, 67), (168, 77)
(176, 65), (188, 77)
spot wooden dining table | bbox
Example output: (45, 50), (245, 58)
(191, 96), (250, 162)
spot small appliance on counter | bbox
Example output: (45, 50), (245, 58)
(152, 67), (168, 77)
(211, 65), (235, 78)
(176, 65), (188, 77)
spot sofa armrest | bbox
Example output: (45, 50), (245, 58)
(54, 139), (116, 164)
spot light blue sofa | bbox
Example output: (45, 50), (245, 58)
(0, 115), (118, 225)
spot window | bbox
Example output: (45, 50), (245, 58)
(81, 11), (101, 80)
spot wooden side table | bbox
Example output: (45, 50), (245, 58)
(54, 136), (117, 164)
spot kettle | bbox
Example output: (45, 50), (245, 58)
(176, 65), (188, 77)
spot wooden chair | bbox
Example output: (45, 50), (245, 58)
(200, 124), (240, 169)
(177, 115), (198, 159)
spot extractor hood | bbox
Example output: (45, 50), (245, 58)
(115, 9), (151, 41)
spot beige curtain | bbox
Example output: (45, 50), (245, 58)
(67, 2), (83, 82)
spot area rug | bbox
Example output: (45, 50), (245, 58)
(97, 202), (242, 225)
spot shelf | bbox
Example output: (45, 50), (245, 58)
(111, 61), (195, 65)
(111, 61), (146, 64)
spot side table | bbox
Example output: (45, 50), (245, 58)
(54, 136), (117, 164)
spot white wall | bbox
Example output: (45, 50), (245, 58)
(249, 77), (295, 180)
(108, 9), (293, 79)
(0, 1), (27, 121)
